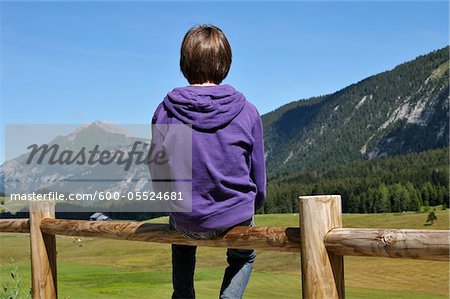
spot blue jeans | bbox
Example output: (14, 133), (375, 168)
(169, 216), (256, 299)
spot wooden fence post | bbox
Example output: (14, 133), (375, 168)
(30, 201), (57, 299)
(299, 195), (344, 299)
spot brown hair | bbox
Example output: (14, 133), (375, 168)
(180, 25), (232, 85)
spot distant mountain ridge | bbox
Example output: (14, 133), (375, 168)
(263, 47), (449, 178)
(0, 122), (154, 212)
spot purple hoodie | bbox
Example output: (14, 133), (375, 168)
(151, 84), (266, 232)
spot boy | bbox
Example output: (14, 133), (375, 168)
(151, 24), (266, 299)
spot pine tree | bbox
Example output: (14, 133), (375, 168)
(425, 210), (437, 225)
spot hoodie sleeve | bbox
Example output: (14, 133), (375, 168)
(250, 110), (267, 211)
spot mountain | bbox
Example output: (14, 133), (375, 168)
(263, 47), (449, 178)
(0, 122), (158, 212)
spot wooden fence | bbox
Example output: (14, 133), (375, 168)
(0, 195), (449, 298)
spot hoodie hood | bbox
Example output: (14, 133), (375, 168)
(163, 84), (246, 130)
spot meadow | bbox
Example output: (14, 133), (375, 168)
(1, 210), (449, 298)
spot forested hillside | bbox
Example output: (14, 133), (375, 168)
(261, 147), (449, 214)
(259, 47), (449, 214)
(263, 47), (449, 178)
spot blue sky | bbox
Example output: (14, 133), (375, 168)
(0, 1), (449, 161)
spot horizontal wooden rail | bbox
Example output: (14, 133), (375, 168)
(0, 219), (450, 261)
(40, 219), (301, 252)
(0, 218), (30, 233)
(325, 228), (450, 261)
(1, 218), (449, 260)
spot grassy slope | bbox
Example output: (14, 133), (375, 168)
(1, 210), (449, 299)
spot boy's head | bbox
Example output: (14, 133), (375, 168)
(180, 24), (232, 85)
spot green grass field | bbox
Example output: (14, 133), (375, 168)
(1, 210), (449, 298)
